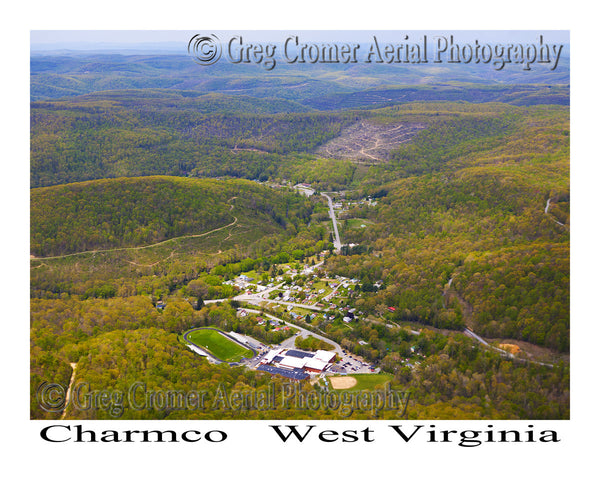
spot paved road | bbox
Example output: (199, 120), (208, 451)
(231, 266), (334, 311)
(242, 308), (343, 355)
(247, 309), (377, 374)
(544, 197), (565, 226)
(321, 281), (345, 303)
(464, 328), (555, 367)
(322, 193), (342, 251)
(206, 281), (329, 311)
(235, 295), (325, 311)
(463, 328), (491, 348)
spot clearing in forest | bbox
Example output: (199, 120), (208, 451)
(315, 120), (426, 164)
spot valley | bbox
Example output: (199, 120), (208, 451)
(30, 49), (570, 421)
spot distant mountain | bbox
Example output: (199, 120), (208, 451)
(30, 52), (569, 102)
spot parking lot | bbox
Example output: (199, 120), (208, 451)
(332, 351), (376, 374)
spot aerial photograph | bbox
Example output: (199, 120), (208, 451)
(30, 30), (570, 421)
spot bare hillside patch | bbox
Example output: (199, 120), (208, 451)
(315, 121), (426, 164)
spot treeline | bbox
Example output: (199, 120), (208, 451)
(305, 84), (569, 111)
(29, 92), (570, 419)
(276, 155), (357, 191)
(30, 53), (569, 103)
(72, 89), (313, 114)
(372, 102), (569, 181)
(31, 176), (313, 257)
(31, 299), (314, 419)
(317, 318), (568, 418)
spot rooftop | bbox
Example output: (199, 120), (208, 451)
(285, 349), (314, 359)
(257, 364), (309, 380)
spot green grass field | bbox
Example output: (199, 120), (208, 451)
(186, 328), (254, 363)
(345, 218), (374, 230)
(294, 334), (336, 352)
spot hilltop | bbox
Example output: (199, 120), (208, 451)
(31, 176), (313, 257)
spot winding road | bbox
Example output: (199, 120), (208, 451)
(544, 197), (566, 227)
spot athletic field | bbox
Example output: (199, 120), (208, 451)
(186, 328), (253, 363)
(329, 373), (393, 391)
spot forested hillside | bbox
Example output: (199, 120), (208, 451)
(325, 104), (569, 351)
(31, 176), (312, 256)
(30, 92), (359, 188)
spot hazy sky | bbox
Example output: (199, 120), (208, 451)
(31, 30), (570, 50)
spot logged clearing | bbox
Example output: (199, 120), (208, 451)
(315, 120), (426, 164)
(330, 376), (358, 389)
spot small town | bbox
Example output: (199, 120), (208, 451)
(178, 187), (399, 384)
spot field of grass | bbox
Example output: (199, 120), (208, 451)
(295, 334), (336, 352)
(329, 373), (393, 391)
(345, 218), (374, 230)
(289, 306), (320, 318)
(309, 280), (333, 298)
(186, 328), (254, 363)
